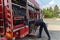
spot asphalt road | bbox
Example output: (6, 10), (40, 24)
(44, 19), (60, 40)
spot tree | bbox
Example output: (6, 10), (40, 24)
(54, 5), (59, 17)
(54, 5), (59, 12)
(42, 5), (59, 18)
(42, 8), (53, 18)
(49, 7), (53, 12)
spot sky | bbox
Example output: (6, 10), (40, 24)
(35, 0), (60, 9)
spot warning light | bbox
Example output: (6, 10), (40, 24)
(6, 32), (12, 38)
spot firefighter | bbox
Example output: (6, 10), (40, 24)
(35, 13), (51, 40)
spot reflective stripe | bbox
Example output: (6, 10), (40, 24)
(13, 27), (25, 32)
(13, 26), (28, 32)
(4, 0), (7, 6)
(25, 25), (28, 28)
(0, 4), (2, 6)
(7, 13), (10, 16)
(7, 18), (11, 21)
(8, 23), (11, 27)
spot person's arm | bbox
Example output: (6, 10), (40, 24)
(34, 26), (37, 31)
(34, 21), (38, 32)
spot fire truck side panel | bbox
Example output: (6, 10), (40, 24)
(3, 0), (13, 38)
(0, 0), (41, 39)
(12, 0), (29, 38)
(0, 0), (5, 36)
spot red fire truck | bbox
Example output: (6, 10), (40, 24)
(0, 0), (41, 40)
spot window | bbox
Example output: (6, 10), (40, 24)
(12, 0), (26, 7)
(13, 20), (24, 25)
(12, 5), (25, 16)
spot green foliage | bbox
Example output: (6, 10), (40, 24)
(42, 5), (59, 18)
(54, 5), (59, 12)
(42, 8), (53, 18)
(54, 5), (59, 17)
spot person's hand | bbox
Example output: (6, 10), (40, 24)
(34, 26), (37, 31)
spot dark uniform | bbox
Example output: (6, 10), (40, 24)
(35, 19), (50, 40)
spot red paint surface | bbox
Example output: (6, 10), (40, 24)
(0, 0), (2, 4)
